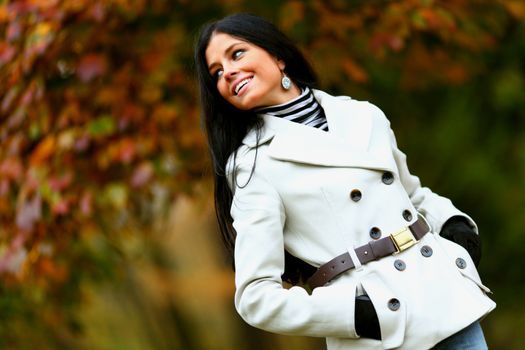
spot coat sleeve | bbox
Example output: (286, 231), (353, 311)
(227, 150), (359, 338)
(377, 108), (478, 235)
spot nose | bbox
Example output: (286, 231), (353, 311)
(223, 64), (238, 80)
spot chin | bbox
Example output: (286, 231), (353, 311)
(232, 102), (252, 111)
(230, 90), (269, 111)
(234, 97), (259, 111)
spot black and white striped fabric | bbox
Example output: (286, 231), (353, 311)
(256, 87), (328, 131)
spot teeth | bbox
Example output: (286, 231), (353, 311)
(235, 78), (252, 95)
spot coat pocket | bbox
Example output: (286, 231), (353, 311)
(360, 274), (406, 349)
(435, 235), (492, 294)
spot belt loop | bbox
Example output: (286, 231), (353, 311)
(347, 245), (363, 271)
(417, 212), (432, 233)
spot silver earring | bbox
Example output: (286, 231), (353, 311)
(281, 73), (292, 90)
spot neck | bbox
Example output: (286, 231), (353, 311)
(254, 87), (328, 132)
(288, 84), (302, 99)
(269, 84), (301, 106)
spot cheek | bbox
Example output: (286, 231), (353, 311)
(261, 66), (282, 86)
(217, 81), (229, 99)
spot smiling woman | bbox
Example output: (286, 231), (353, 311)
(205, 32), (301, 110)
(193, 13), (495, 350)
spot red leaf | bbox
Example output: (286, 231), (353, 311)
(0, 245), (28, 274)
(74, 135), (90, 152)
(131, 162), (154, 188)
(80, 191), (92, 216)
(0, 43), (16, 65)
(52, 198), (69, 215)
(116, 138), (135, 163)
(0, 157), (23, 180)
(48, 172), (73, 191)
(6, 20), (22, 41)
(20, 83), (36, 105)
(0, 179), (10, 197)
(77, 54), (107, 82)
(16, 194), (42, 231)
(88, 2), (106, 22)
(1, 86), (19, 112)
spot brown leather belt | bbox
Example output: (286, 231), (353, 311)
(307, 216), (430, 289)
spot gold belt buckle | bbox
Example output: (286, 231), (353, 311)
(390, 227), (417, 254)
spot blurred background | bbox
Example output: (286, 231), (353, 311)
(1, 0), (524, 349)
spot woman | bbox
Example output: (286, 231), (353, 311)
(194, 13), (495, 350)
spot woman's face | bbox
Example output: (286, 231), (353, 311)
(205, 32), (300, 110)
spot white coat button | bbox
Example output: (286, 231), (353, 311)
(387, 298), (400, 311)
(456, 257), (467, 269)
(350, 189), (362, 202)
(402, 210), (413, 222)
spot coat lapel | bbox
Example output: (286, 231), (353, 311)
(313, 89), (372, 148)
(241, 89), (395, 171)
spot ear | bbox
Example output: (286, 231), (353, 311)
(277, 58), (286, 71)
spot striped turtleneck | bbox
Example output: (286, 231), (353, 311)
(256, 87), (328, 131)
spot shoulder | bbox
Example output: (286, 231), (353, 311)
(363, 101), (391, 126)
(312, 88), (352, 103)
(313, 88), (391, 125)
(226, 144), (252, 174)
(225, 143), (262, 189)
(226, 145), (252, 174)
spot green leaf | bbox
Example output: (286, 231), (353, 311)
(87, 115), (115, 137)
(104, 183), (128, 209)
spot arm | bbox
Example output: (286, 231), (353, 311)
(228, 154), (358, 338)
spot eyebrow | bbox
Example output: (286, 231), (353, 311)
(207, 42), (243, 71)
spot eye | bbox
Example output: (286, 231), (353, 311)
(232, 49), (245, 60)
(212, 69), (224, 80)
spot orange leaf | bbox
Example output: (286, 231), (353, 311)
(30, 135), (56, 166)
(445, 64), (468, 85)
(117, 138), (135, 163)
(152, 104), (177, 125)
(0, 5), (9, 22)
(342, 58), (368, 83)
(279, 1), (305, 31)
(504, 0), (525, 18)
(37, 257), (68, 283)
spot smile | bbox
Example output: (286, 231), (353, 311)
(234, 77), (253, 95)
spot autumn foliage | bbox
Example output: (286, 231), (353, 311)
(1, 0), (206, 277)
(1, 0), (524, 348)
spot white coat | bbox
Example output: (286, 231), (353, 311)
(227, 89), (496, 349)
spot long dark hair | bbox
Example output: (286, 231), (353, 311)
(194, 13), (317, 284)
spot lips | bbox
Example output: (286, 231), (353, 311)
(232, 76), (253, 96)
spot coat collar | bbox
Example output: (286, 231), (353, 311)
(241, 89), (395, 171)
